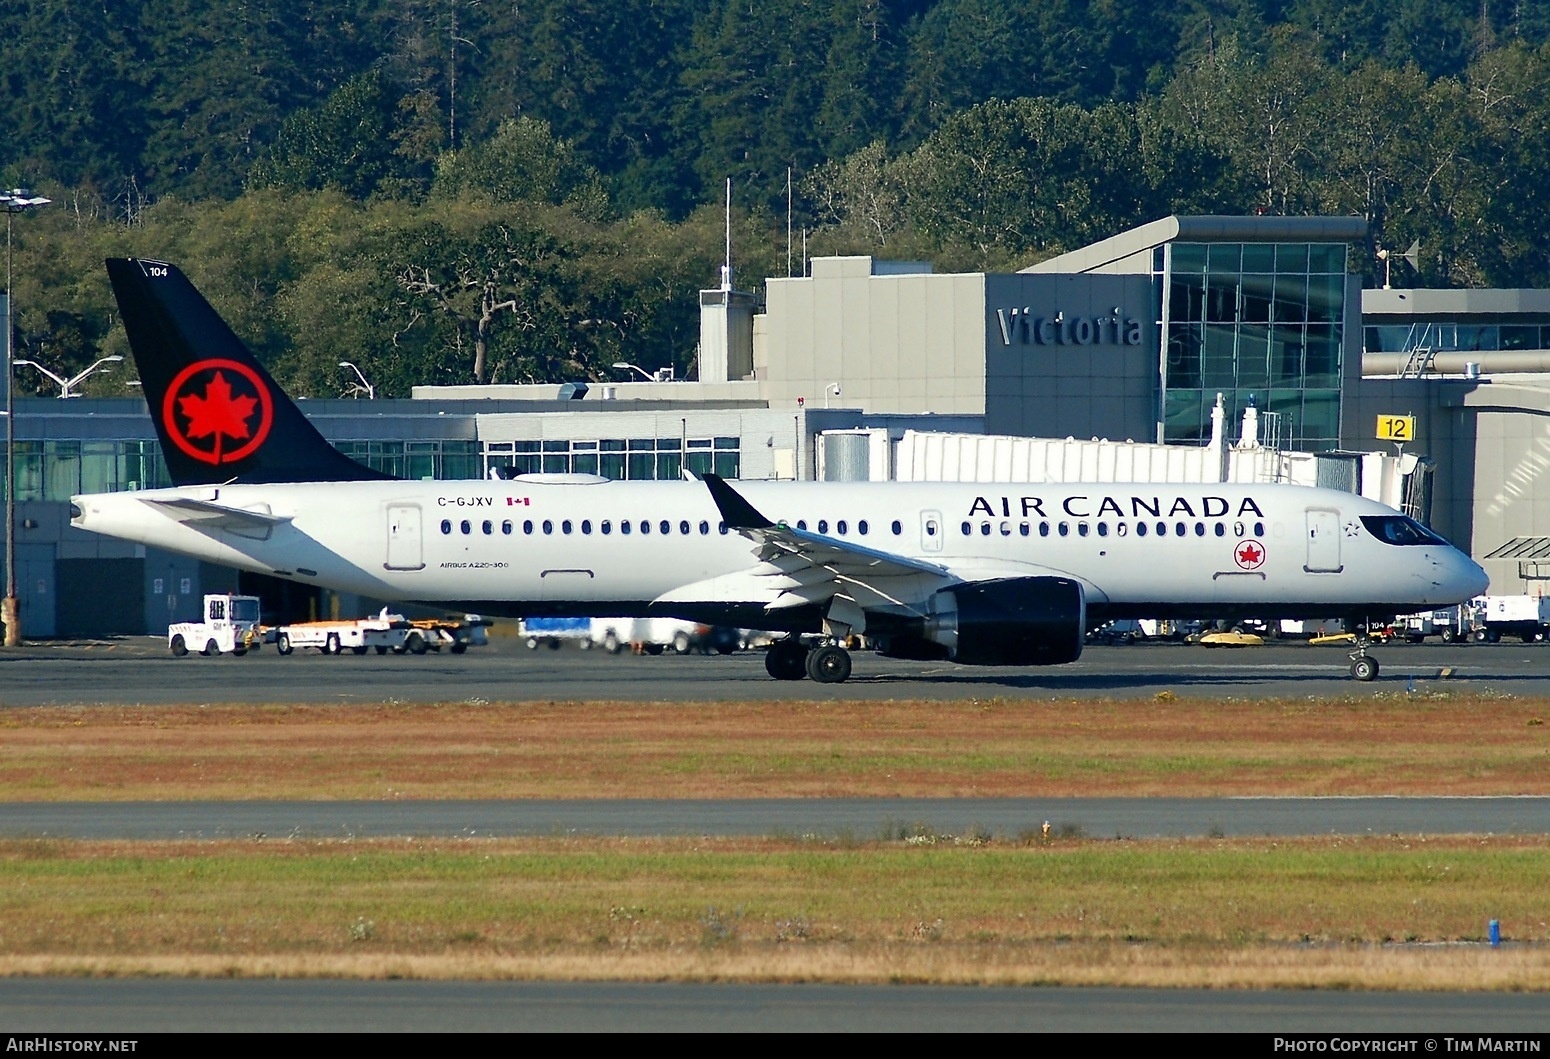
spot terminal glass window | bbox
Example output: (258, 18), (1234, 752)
(1159, 241), (1348, 450)
(483, 437), (740, 481)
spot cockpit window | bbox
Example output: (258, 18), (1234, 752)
(1360, 515), (1448, 546)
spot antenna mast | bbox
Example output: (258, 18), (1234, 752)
(721, 177), (732, 292)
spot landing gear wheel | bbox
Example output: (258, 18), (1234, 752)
(805, 644), (852, 684)
(764, 639), (809, 681)
(170, 635), (188, 657)
(276, 633), (293, 656)
(1350, 656), (1379, 682)
(202, 639), (219, 657)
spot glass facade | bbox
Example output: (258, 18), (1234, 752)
(0, 438), (482, 501)
(1156, 241), (1347, 450)
(484, 437), (741, 481)
(1365, 320), (1550, 354)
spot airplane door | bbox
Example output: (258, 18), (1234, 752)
(921, 510), (943, 552)
(385, 504), (425, 571)
(1304, 509), (1343, 573)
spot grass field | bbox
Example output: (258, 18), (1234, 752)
(2, 692), (1547, 987)
(0, 834), (1545, 988)
(0, 692), (1546, 799)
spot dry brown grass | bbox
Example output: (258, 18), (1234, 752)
(0, 835), (1547, 989)
(0, 693), (1547, 799)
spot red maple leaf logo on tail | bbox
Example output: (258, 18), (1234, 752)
(177, 372), (257, 464)
(162, 358), (274, 466)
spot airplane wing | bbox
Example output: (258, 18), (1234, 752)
(683, 474), (955, 632)
(141, 496), (293, 533)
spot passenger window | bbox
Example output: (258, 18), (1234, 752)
(523, 520), (534, 534)
(582, 520), (592, 534)
(1156, 521), (1167, 537)
(980, 522), (992, 536)
(1058, 522), (1070, 537)
(1020, 522), (1030, 536)
(719, 522), (728, 534)
(482, 520), (493, 535)
(1116, 522), (1128, 537)
(621, 521), (631, 535)
(502, 520), (512, 535)
(602, 520), (612, 535)
(961, 521), (971, 536)
(1254, 522), (1265, 536)
(1039, 522), (1050, 537)
(1097, 522), (1109, 537)
(562, 519), (573, 534)
(1137, 522), (1147, 537)
(836, 520), (847, 535)
(891, 520), (902, 535)
(440, 519), (451, 535)
(461, 520), (472, 535)
(1233, 521), (1244, 537)
(640, 520), (650, 535)
(679, 520), (690, 535)
(1175, 522), (1186, 536)
(797, 520), (808, 530)
(699, 520), (710, 535)
(1078, 522), (1089, 537)
(858, 520), (869, 535)
(660, 520), (670, 535)
(818, 519), (829, 534)
(542, 520), (553, 535)
(926, 520), (939, 536)
(1000, 521), (1011, 536)
(1214, 523), (1225, 537)
(1194, 522), (1205, 536)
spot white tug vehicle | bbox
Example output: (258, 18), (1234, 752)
(168, 594), (263, 656)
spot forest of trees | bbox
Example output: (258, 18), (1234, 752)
(4, 1), (1550, 396)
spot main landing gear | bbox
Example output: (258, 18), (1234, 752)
(764, 637), (853, 684)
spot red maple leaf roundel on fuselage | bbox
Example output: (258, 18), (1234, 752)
(162, 358), (274, 466)
(1234, 540), (1267, 570)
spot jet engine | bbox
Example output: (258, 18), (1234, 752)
(876, 576), (1085, 666)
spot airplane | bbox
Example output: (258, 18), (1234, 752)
(68, 258), (1490, 684)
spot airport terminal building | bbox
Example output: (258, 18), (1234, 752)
(9, 214), (1550, 636)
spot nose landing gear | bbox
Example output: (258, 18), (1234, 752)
(1349, 637), (1380, 682)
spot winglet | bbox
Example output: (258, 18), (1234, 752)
(702, 473), (773, 530)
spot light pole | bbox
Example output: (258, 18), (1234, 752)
(338, 361), (376, 399)
(13, 355), (122, 398)
(611, 360), (674, 383)
(2, 188), (49, 648)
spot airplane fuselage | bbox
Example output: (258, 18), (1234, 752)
(71, 477), (1488, 630)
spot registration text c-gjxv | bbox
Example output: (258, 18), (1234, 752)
(69, 258), (1490, 684)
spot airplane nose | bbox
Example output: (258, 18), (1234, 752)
(1457, 553), (1489, 599)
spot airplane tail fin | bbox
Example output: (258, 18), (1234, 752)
(105, 257), (393, 486)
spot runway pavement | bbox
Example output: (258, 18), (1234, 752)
(4, 979), (1549, 1033)
(4, 796), (1549, 840)
(5, 635), (1550, 707)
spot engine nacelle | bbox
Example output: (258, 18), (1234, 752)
(878, 576), (1086, 667)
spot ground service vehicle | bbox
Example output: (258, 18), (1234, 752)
(168, 594), (262, 656)
(272, 609), (410, 655)
(1471, 595), (1550, 642)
